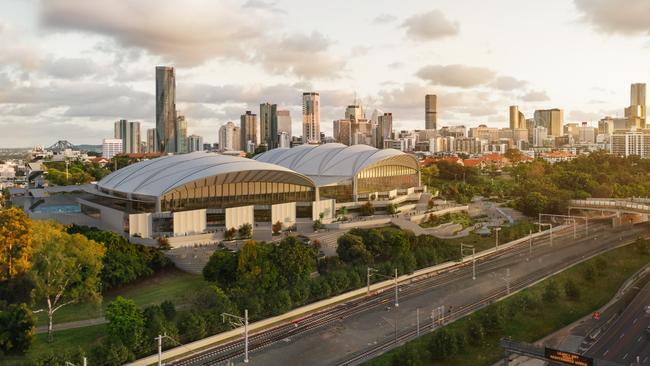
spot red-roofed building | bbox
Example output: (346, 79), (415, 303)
(539, 150), (576, 164)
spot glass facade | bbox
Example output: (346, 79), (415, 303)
(161, 180), (315, 211)
(356, 164), (419, 194)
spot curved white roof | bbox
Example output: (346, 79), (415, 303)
(253, 143), (417, 186)
(97, 152), (315, 198)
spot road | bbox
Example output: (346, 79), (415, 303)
(169, 220), (647, 366)
(587, 281), (650, 365)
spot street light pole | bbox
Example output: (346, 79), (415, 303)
(366, 266), (371, 295)
(495, 227), (501, 251)
(394, 268), (399, 307)
(416, 307), (420, 336)
(528, 229), (532, 261)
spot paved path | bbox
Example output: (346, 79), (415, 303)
(35, 317), (107, 334)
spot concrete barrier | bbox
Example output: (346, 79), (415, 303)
(127, 225), (562, 366)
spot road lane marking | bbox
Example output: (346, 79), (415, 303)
(623, 353), (628, 360)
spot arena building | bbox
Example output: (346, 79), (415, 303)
(79, 144), (423, 243)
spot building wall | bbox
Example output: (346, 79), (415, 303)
(78, 198), (125, 233)
(173, 209), (206, 235)
(312, 199), (336, 221)
(225, 205), (254, 230)
(271, 202), (296, 228)
(129, 213), (152, 238)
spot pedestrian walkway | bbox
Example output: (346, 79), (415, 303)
(35, 317), (107, 334)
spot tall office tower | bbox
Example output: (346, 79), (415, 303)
(377, 112), (393, 148)
(533, 126), (548, 147)
(260, 103), (278, 149)
(187, 135), (204, 152)
(302, 92), (320, 144)
(102, 138), (123, 159)
(534, 108), (563, 137)
(176, 114), (188, 154)
(219, 121), (240, 151)
(525, 118), (536, 143)
(156, 66), (177, 153)
(345, 105), (364, 121)
(509, 106), (525, 129)
(425, 94), (437, 130)
(114, 119), (141, 154)
(240, 111), (258, 153)
(277, 110), (292, 138)
(146, 129), (158, 153)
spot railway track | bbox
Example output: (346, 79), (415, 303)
(171, 222), (615, 365)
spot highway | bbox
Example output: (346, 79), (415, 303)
(587, 280), (650, 365)
(168, 220), (647, 366)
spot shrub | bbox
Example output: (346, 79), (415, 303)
(564, 278), (581, 300)
(542, 279), (560, 303)
(224, 227), (237, 241)
(272, 221), (282, 235)
(238, 223), (252, 239)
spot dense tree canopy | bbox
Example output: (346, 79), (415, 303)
(0, 207), (32, 281)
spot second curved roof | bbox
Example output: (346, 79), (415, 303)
(253, 143), (416, 186)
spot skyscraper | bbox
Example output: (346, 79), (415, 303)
(302, 92), (320, 144)
(219, 121), (240, 151)
(509, 106), (525, 130)
(240, 111), (258, 153)
(260, 103), (278, 149)
(626, 83), (646, 127)
(146, 128), (158, 153)
(114, 119), (141, 154)
(156, 66), (176, 153)
(425, 94), (437, 130)
(345, 105), (364, 121)
(534, 108), (563, 137)
(277, 110), (292, 139)
(377, 112), (393, 148)
(102, 138), (123, 159)
(176, 114), (188, 154)
(333, 119), (352, 145)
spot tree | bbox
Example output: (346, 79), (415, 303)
(466, 318), (485, 346)
(177, 311), (207, 342)
(203, 250), (238, 287)
(31, 221), (105, 341)
(0, 207), (32, 281)
(429, 328), (459, 360)
(160, 300), (176, 321)
(359, 201), (375, 216)
(386, 203), (398, 215)
(564, 278), (581, 300)
(105, 296), (144, 351)
(224, 227), (237, 241)
(90, 338), (134, 365)
(313, 219), (323, 231)
(157, 236), (171, 250)
(238, 223), (252, 239)
(0, 302), (35, 354)
(272, 221), (282, 235)
(336, 233), (371, 265)
(542, 279), (560, 303)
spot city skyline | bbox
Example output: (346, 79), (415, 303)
(1, 0), (650, 147)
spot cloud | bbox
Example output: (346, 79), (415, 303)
(41, 57), (99, 79)
(416, 64), (496, 88)
(255, 32), (346, 79)
(388, 62), (404, 69)
(401, 10), (459, 41)
(373, 14), (397, 24)
(489, 76), (528, 91)
(242, 0), (286, 14)
(40, 0), (266, 66)
(574, 0), (650, 36)
(520, 90), (550, 102)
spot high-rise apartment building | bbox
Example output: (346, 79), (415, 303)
(156, 66), (176, 153)
(219, 121), (240, 151)
(533, 126), (548, 147)
(240, 111), (258, 153)
(302, 92), (320, 144)
(425, 94), (437, 130)
(611, 129), (650, 158)
(114, 119), (141, 154)
(146, 129), (157, 153)
(534, 109), (563, 137)
(260, 103), (278, 149)
(333, 119), (352, 146)
(176, 114), (188, 154)
(102, 138), (123, 159)
(187, 134), (204, 152)
(509, 106), (525, 129)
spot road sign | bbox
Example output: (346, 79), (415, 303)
(592, 311), (601, 320)
(544, 347), (593, 366)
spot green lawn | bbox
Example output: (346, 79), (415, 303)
(1, 324), (107, 365)
(366, 241), (650, 366)
(35, 268), (208, 326)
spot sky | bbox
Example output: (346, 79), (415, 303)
(1, 0), (649, 147)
